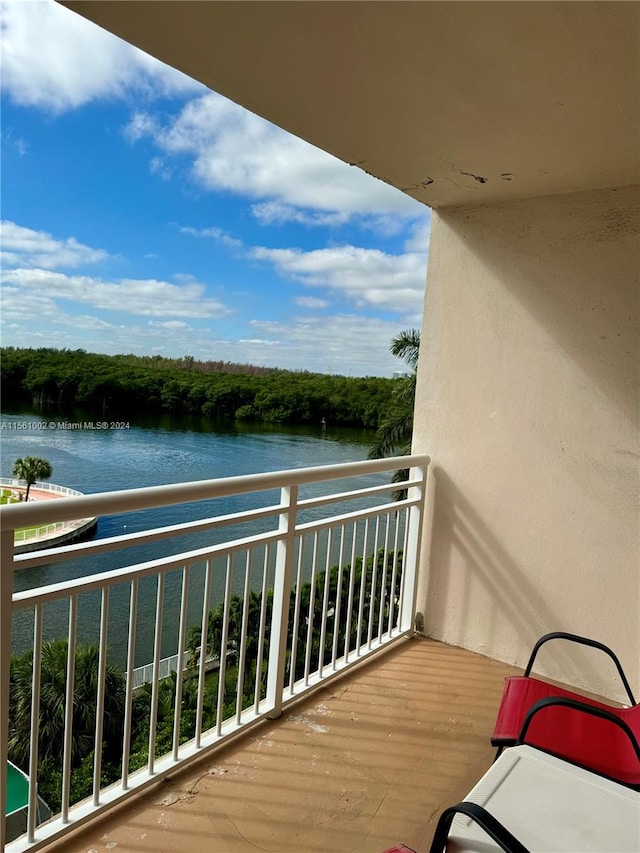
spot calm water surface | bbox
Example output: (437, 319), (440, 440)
(1, 409), (381, 665)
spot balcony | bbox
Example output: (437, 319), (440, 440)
(4, 455), (502, 852)
(48, 637), (518, 853)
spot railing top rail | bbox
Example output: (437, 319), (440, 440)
(0, 455), (429, 530)
(13, 501), (286, 569)
(13, 527), (285, 608)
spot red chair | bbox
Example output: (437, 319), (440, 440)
(491, 631), (639, 786)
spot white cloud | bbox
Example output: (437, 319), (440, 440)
(250, 244), (427, 315)
(1, 0), (201, 112)
(118, 313), (412, 375)
(241, 315), (413, 376)
(294, 296), (329, 310)
(403, 215), (432, 253)
(123, 112), (159, 142)
(1, 268), (231, 318)
(251, 202), (349, 228)
(149, 320), (191, 330)
(180, 225), (243, 251)
(1, 128), (29, 157)
(0, 221), (109, 268)
(67, 314), (120, 331)
(238, 338), (280, 346)
(125, 92), (424, 221)
(0, 293), (415, 375)
(149, 156), (172, 181)
(0, 285), (59, 321)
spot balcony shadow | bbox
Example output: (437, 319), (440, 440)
(423, 467), (620, 693)
(48, 638), (517, 853)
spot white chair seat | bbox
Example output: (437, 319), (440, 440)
(446, 745), (640, 852)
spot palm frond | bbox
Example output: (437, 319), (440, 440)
(389, 329), (421, 370)
(369, 328), (420, 500)
(368, 409), (413, 459)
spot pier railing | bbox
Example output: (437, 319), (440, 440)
(0, 479), (96, 551)
(0, 455), (428, 851)
(0, 478), (84, 500)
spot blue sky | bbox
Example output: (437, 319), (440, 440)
(1, 0), (430, 377)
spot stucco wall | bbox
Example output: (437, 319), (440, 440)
(413, 185), (639, 701)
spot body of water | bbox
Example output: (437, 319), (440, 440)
(1, 408), (382, 666)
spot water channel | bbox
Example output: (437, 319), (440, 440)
(1, 408), (383, 666)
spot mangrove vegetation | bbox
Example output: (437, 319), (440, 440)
(1, 347), (401, 429)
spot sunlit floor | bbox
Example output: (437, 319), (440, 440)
(49, 637), (520, 853)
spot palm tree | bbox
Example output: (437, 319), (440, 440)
(8, 640), (126, 771)
(369, 329), (420, 495)
(12, 456), (53, 501)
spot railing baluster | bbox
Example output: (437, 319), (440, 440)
(367, 516), (382, 649)
(254, 545), (270, 713)
(196, 559), (212, 748)
(172, 565), (190, 761)
(344, 520), (359, 663)
(377, 513), (391, 645)
(236, 550), (252, 724)
(93, 587), (110, 805)
(318, 528), (333, 679)
(356, 518), (370, 655)
(0, 528), (14, 851)
(61, 595), (78, 822)
(397, 507), (411, 631)
(216, 557), (233, 736)
(121, 578), (138, 789)
(303, 531), (320, 686)
(287, 531), (304, 695)
(388, 512), (402, 635)
(148, 573), (166, 774)
(27, 603), (43, 842)
(331, 524), (346, 671)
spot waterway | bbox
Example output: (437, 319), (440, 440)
(1, 407), (382, 666)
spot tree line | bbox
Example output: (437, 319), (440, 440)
(1, 347), (398, 428)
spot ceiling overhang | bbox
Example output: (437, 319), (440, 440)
(62, 1), (640, 208)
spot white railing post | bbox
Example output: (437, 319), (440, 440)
(265, 485), (298, 718)
(399, 464), (427, 633)
(0, 528), (14, 850)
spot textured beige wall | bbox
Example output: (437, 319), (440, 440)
(413, 186), (639, 700)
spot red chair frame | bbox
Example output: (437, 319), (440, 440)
(491, 631), (639, 786)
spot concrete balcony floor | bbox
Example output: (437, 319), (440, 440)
(49, 638), (520, 853)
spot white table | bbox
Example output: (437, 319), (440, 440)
(446, 745), (640, 852)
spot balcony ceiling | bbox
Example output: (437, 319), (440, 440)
(62, 1), (639, 208)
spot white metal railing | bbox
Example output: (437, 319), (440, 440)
(128, 651), (217, 691)
(129, 651), (190, 691)
(13, 521), (87, 544)
(0, 455), (428, 851)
